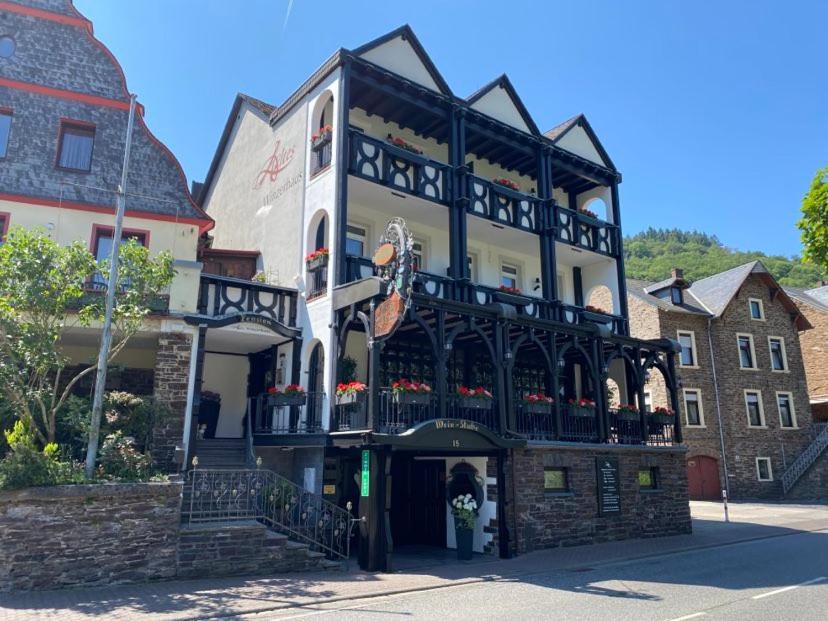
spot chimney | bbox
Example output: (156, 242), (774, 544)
(672, 268), (684, 280)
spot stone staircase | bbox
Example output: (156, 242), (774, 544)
(191, 437), (249, 469)
(781, 424), (828, 495)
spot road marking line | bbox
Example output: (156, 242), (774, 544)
(666, 613), (706, 621)
(752, 576), (827, 600)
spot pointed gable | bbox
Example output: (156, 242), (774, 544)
(466, 75), (539, 135)
(351, 25), (452, 96)
(544, 114), (615, 170)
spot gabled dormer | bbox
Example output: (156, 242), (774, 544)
(645, 268), (691, 306)
(544, 114), (616, 171)
(466, 74), (539, 135)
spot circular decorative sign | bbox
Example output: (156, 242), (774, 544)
(370, 218), (414, 343)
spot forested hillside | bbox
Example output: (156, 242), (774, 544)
(624, 229), (826, 288)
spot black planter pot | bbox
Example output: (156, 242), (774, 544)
(457, 397), (493, 411)
(306, 253), (329, 272)
(649, 414), (673, 425)
(311, 132), (332, 151)
(582, 310), (613, 325)
(523, 402), (553, 415)
(615, 410), (640, 422)
(455, 526), (473, 561)
(336, 391), (366, 407)
(267, 393), (307, 407)
(393, 392), (431, 406)
(568, 406), (596, 418)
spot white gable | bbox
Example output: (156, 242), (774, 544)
(469, 87), (532, 134)
(555, 125), (607, 167)
(359, 36), (442, 93)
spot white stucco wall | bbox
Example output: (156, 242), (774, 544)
(469, 86), (532, 134)
(358, 35), (442, 93)
(202, 352), (249, 438)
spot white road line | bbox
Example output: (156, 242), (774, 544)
(751, 576), (828, 600)
(666, 613), (706, 621)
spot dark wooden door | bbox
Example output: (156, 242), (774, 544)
(390, 458), (447, 548)
(687, 456), (720, 501)
(248, 347), (276, 432)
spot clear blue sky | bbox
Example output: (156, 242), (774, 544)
(75, 0), (827, 258)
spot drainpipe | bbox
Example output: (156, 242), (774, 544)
(707, 317), (731, 499)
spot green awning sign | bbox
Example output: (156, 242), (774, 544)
(360, 450), (370, 497)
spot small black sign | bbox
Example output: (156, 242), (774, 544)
(596, 456), (621, 516)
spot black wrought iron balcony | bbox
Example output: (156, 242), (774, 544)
(466, 175), (541, 233)
(344, 255), (376, 283)
(252, 391), (326, 435)
(555, 205), (620, 257)
(348, 128), (450, 204)
(559, 302), (626, 334)
(197, 273), (298, 327)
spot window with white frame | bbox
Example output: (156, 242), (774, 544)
(466, 252), (479, 281)
(643, 391), (652, 413)
(411, 238), (426, 272)
(744, 390), (765, 427)
(500, 261), (520, 290)
(749, 298), (764, 320)
(677, 331), (697, 367)
(768, 337), (788, 372)
(776, 392), (796, 428)
(345, 223), (368, 257)
(556, 272), (565, 299)
(737, 334), (757, 369)
(683, 389), (704, 426)
(755, 457), (773, 481)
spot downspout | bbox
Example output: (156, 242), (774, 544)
(707, 317), (730, 499)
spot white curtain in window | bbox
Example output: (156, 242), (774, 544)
(59, 129), (93, 170)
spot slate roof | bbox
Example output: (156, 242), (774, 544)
(805, 284), (828, 306)
(544, 115), (580, 141)
(627, 278), (710, 316)
(686, 262), (762, 317)
(784, 286), (828, 314)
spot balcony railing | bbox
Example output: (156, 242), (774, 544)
(198, 274), (298, 327)
(467, 175), (541, 233)
(555, 205), (619, 257)
(311, 137), (333, 176)
(559, 303), (626, 334)
(307, 265), (328, 300)
(71, 282), (170, 314)
(348, 128), (450, 204)
(252, 392), (326, 435)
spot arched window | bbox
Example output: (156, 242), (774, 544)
(307, 212), (329, 299)
(306, 342), (325, 432)
(311, 92), (334, 174)
(582, 197), (609, 222)
(585, 284), (615, 315)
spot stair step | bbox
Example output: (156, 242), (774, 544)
(263, 531), (288, 547)
(320, 559), (343, 570)
(285, 540), (309, 550)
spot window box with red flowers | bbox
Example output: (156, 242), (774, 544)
(266, 384), (307, 407)
(615, 404), (639, 422)
(522, 394), (554, 414)
(494, 285), (529, 307)
(456, 386), (494, 410)
(311, 124), (333, 151)
(577, 206), (600, 222)
(391, 379), (433, 406)
(336, 381), (367, 406)
(582, 305), (613, 325)
(492, 177), (520, 192)
(306, 247), (329, 271)
(568, 397), (596, 418)
(386, 134), (423, 156)
(649, 406), (674, 425)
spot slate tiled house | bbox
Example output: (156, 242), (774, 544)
(784, 285), (828, 423)
(618, 262), (827, 500)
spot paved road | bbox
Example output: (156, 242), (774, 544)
(253, 530), (828, 621)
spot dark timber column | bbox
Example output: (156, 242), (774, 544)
(592, 337), (607, 442)
(449, 106), (469, 299)
(367, 299), (381, 432)
(610, 182), (630, 335)
(538, 146), (557, 315)
(289, 338), (303, 431)
(436, 310), (448, 419)
(496, 449), (512, 558)
(335, 60), (352, 286)
(666, 352), (683, 444)
(495, 320), (509, 434)
(358, 446), (391, 572)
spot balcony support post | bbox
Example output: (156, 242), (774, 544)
(635, 347), (649, 443)
(538, 147), (557, 316)
(436, 309), (448, 420)
(494, 320), (508, 435)
(502, 324), (516, 434)
(666, 351), (683, 444)
(610, 182), (629, 335)
(335, 59), (352, 287)
(367, 298), (381, 433)
(549, 333), (562, 440)
(592, 337), (608, 442)
(448, 106), (469, 299)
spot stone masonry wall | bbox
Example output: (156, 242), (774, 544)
(510, 445), (691, 554)
(152, 332), (192, 471)
(791, 298), (828, 409)
(0, 482), (181, 591)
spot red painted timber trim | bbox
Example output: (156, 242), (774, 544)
(0, 1), (91, 29)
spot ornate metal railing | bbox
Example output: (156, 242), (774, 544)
(555, 205), (619, 257)
(782, 424), (828, 494)
(198, 273), (298, 327)
(185, 468), (354, 560)
(608, 409), (645, 445)
(467, 175), (541, 233)
(252, 392), (326, 435)
(558, 404), (599, 443)
(349, 128), (450, 204)
(307, 265), (328, 300)
(311, 138), (333, 176)
(514, 403), (556, 441)
(559, 302), (626, 333)
(644, 416), (676, 447)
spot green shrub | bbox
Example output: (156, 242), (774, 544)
(0, 421), (84, 490)
(97, 431), (152, 482)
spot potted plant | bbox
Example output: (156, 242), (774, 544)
(456, 386), (494, 410)
(582, 304), (613, 325)
(568, 397), (596, 418)
(494, 284), (529, 307)
(577, 206), (600, 222)
(266, 384), (307, 407)
(615, 403), (639, 422)
(305, 247), (329, 271)
(391, 379), (432, 406)
(450, 493), (478, 561)
(336, 381), (367, 406)
(650, 406), (674, 425)
(386, 134), (423, 155)
(522, 393), (554, 414)
(492, 177), (520, 191)
(311, 124), (332, 150)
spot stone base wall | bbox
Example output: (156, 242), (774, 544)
(510, 445), (691, 554)
(0, 483), (181, 592)
(786, 448), (828, 502)
(152, 332), (193, 471)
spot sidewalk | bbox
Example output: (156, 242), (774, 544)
(1, 502), (825, 621)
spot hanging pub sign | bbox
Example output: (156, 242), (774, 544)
(596, 456), (621, 516)
(370, 218), (414, 343)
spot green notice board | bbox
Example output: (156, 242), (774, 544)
(360, 449), (370, 497)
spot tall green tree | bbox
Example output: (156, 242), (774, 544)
(798, 166), (828, 272)
(0, 228), (173, 449)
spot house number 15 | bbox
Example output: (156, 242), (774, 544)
(451, 439), (461, 448)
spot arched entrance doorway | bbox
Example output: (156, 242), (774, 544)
(687, 456), (720, 501)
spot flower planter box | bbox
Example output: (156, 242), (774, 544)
(493, 291), (530, 307)
(267, 394), (307, 408)
(568, 406), (596, 418)
(454, 526), (473, 561)
(393, 392), (431, 406)
(615, 410), (640, 422)
(576, 212), (602, 226)
(649, 414), (673, 425)
(523, 402), (553, 415)
(582, 310), (613, 325)
(311, 132), (332, 151)
(457, 397), (493, 411)
(336, 391), (366, 407)
(306, 254), (329, 271)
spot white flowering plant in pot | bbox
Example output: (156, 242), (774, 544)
(450, 493), (478, 530)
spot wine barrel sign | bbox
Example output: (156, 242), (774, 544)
(370, 218), (414, 343)
(374, 291), (405, 339)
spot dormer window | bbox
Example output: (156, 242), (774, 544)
(670, 287), (683, 305)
